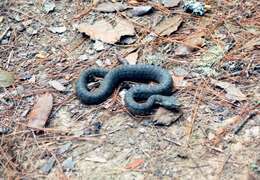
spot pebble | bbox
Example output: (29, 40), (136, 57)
(128, 138), (136, 145)
(130, 6), (153, 16)
(62, 157), (75, 171)
(40, 157), (55, 174)
(138, 127), (146, 134)
(43, 0), (56, 13)
(93, 40), (105, 52)
(79, 54), (89, 61)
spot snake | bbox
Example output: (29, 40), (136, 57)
(76, 64), (180, 114)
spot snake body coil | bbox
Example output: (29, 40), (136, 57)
(76, 64), (180, 114)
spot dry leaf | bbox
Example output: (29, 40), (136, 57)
(78, 18), (135, 44)
(114, 18), (135, 37)
(153, 107), (182, 126)
(48, 80), (66, 91)
(78, 20), (118, 44)
(125, 51), (138, 64)
(211, 79), (247, 101)
(210, 115), (241, 145)
(125, 159), (144, 169)
(95, 2), (128, 12)
(154, 16), (182, 36)
(28, 93), (53, 128)
(172, 75), (191, 88)
(175, 32), (205, 56)
(185, 32), (205, 47)
(0, 69), (15, 87)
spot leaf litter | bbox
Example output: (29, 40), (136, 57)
(78, 18), (135, 44)
(28, 93), (53, 128)
(1, 0), (260, 179)
(154, 15), (183, 36)
(211, 79), (247, 101)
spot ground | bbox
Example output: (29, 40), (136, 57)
(0, 0), (259, 179)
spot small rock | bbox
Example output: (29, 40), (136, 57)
(21, 109), (30, 117)
(26, 26), (38, 35)
(162, 0), (181, 8)
(79, 54), (89, 61)
(48, 80), (66, 91)
(48, 26), (66, 34)
(96, 59), (104, 67)
(62, 157), (75, 171)
(104, 58), (112, 65)
(16, 24), (25, 32)
(43, 0), (56, 13)
(138, 127), (146, 134)
(130, 6), (153, 16)
(175, 45), (192, 56)
(40, 157), (55, 174)
(0, 69), (15, 88)
(128, 138), (136, 145)
(141, 119), (154, 126)
(183, 0), (206, 16)
(92, 121), (102, 134)
(120, 36), (137, 45)
(0, 127), (11, 134)
(1, 39), (9, 45)
(142, 32), (158, 43)
(93, 40), (105, 51)
(22, 19), (33, 27)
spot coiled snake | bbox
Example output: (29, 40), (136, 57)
(76, 64), (180, 114)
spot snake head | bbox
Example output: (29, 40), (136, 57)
(157, 95), (181, 110)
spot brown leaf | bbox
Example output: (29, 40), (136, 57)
(78, 18), (135, 44)
(175, 32), (205, 56)
(78, 20), (118, 44)
(153, 107), (182, 126)
(185, 33), (205, 47)
(172, 75), (191, 88)
(95, 2), (128, 12)
(28, 93), (53, 128)
(210, 115), (241, 145)
(125, 159), (144, 169)
(125, 51), (138, 64)
(114, 18), (135, 37)
(211, 79), (247, 101)
(154, 16), (182, 36)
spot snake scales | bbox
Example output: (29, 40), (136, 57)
(76, 64), (180, 114)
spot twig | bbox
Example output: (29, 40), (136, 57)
(217, 153), (231, 179)
(187, 80), (207, 144)
(233, 111), (257, 134)
(163, 137), (182, 146)
(0, 26), (11, 42)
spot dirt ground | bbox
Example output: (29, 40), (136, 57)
(0, 0), (259, 179)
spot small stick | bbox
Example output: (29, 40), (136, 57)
(0, 26), (11, 42)
(163, 138), (182, 146)
(233, 112), (257, 134)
